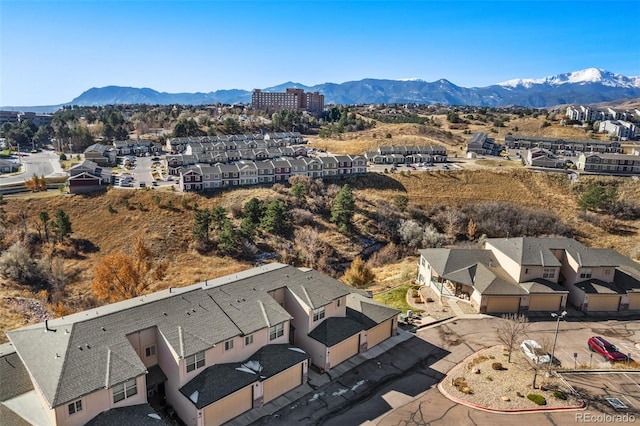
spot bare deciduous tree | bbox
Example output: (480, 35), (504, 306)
(496, 313), (529, 363)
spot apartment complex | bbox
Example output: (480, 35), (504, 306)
(598, 120), (637, 140)
(252, 88), (324, 113)
(565, 105), (635, 122)
(3, 264), (398, 426)
(576, 152), (640, 175)
(504, 135), (623, 154)
(0, 110), (53, 127)
(466, 133), (504, 156)
(417, 237), (640, 314)
(365, 145), (448, 164)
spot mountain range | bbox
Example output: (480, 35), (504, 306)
(5, 68), (640, 112)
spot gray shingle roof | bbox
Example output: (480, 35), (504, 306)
(575, 278), (626, 295)
(0, 404), (32, 426)
(346, 293), (399, 328)
(0, 343), (33, 402)
(519, 279), (569, 294)
(308, 317), (364, 347)
(179, 344), (309, 409)
(6, 263), (351, 408)
(84, 403), (169, 426)
(485, 238), (567, 267)
(419, 248), (527, 296)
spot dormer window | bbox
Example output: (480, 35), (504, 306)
(68, 399), (82, 415)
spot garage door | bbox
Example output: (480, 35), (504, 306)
(528, 294), (562, 312)
(588, 295), (621, 312)
(203, 385), (253, 426)
(263, 363), (302, 403)
(329, 334), (359, 368)
(628, 294), (640, 310)
(368, 320), (392, 349)
(486, 297), (521, 313)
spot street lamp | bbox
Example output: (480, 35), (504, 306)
(549, 310), (567, 368)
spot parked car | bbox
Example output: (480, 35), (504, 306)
(520, 339), (551, 365)
(151, 181), (158, 186)
(588, 336), (627, 362)
(139, 181), (146, 188)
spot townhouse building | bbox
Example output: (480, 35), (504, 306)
(365, 145), (448, 165)
(525, 148), (565, 169)
(504, 135), (623, 154)
(465, 133), (503, 156)
(3, 264), (398, 426)
(576, 152), (640, 175)
(166, 133), (302, 155)
(178, 155), (367, 192)
(417, 237), (640, 314)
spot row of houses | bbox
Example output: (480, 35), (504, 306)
(2, 263), (398, 426)
(167, 146), (309, 175)
(364, 145), (448, 164)
(84, 141), (164, 167)
(565, 105), (637, 122)
(576, 152), (640, 174)
(504, 135), (623, 153)
(417, 237), (640, 314)
(166, 132), (303, 154)
(179, 155), (367, 191)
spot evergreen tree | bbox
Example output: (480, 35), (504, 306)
(243, 197), (264, 226)
(52, 209), (72, 242)
(261, 200), (291, 236)
(331, 184), (355, 233)
(193, 209), (212, 243)
(211, 206), (229, 231)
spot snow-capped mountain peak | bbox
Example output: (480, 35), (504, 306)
(498, 68), (640, 89)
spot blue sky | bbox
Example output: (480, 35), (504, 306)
(1, 0), (639, 106)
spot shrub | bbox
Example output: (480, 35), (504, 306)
(107, 203), (116, 214)
(527, 394), (547, 405)
(553, 390), (567, 400)
(491, 362), (504, 371)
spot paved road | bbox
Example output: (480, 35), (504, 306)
(251, 316), (640, 425)
(0, 151), (64, 185)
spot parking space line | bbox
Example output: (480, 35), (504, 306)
(624, 373), (640, 391)
(621, 394), (635, 408)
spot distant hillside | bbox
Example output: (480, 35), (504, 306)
(6, 68), (640, 109)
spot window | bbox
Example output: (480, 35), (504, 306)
(313, 307), (325, 322)
(604, 269), (612, 276)
(336, 298), (341, 307)
(225, 339), (234, 351)
(542, 268), (555, 279)
(144, 345), (156, 358)
(580, 268), (593, 279)
(186, 351), (205, 373)
(113, 378), (137, 403)
(269, 323), (284, 341)
(68, 400), (82, 415)
(245, 335), (253, 346)
(524, 268), (530, 274)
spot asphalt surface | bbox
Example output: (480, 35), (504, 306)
(248, 316), (640, 426)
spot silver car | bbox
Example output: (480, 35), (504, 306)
(520, 339), (551, 364)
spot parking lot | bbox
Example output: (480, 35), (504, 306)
(561, 371), (640, 413)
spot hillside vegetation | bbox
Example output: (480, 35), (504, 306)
(1, 166), (639, 341)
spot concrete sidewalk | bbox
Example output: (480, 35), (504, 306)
(228, 329), (414, 426)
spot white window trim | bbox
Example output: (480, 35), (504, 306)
(313, 307), (325, 322)
(225, 339), (234, 351)
(542, 268), (555, 279)
(144, 344), (156, 358)
(113, 378), (137, 403)
(186, 351), (205, 373)
(269, 323), (284, 341)
(245, 334), (253, 346)
(68, 399), (83, 415)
